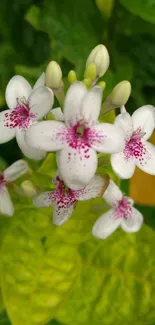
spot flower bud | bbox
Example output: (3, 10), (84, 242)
(84, 63), (97, 80)
(20, 180), (37, 197)
(97, 81), (106, 90)
(68, 70), (77, 84)
(111, 81), (131, 107)
(45, 61), (62, 88)
(83, 78), (91, 88)
(86, 44), (110, 77)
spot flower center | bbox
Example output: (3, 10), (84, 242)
(4, 99), (36, 129)
(0, 174), (5, 192)
(124, 130), (146, 160)
(115, 197), (132, 219)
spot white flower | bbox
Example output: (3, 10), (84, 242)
(92, 180), (143, 239)
(111, 105), (155, 179)
(33, 173), (109, 226)
(0, 160), (28, 216)
(26, 82), (124, 190)
(0, 75), (54, 160)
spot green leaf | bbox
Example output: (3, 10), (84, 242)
(120, 0), (155, 24)
(25, 0), (103, 75)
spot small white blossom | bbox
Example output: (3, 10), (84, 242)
(0, 160), (28, 216)
(92, 180), (143, 239)
(0, 75), (54, 160)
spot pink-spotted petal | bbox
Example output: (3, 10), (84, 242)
(56, 146), (98, 190)
(135, 140), (155, 175)
(53, 203), (74, 226)
(121, 207), (143, 233)
(92, 209), (121, 239)
(4, 160), (28, 182)
(103, 180), (123, 206)
(64, 82), (87, 126)
(5, 75), (32, 110)
(81, 86), (103, 122)
(16, 128), (46, 160)
(0, 110), (16, 144)
(91, 123), (125, 154)
(26, 120), (67, 152)
(33, 192), (53, 207)
(111, 151), (136, 179)
(0, 186), (14, 216)
(132, 105), (155, 140)
(114, 112), (133, 141)
(28, 86), (54, 119)
(33, 73), (45, 89)
(78, 174), (109, 201)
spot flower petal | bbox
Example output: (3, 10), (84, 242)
(33, 192), (53, 207)
(5, 75), (32, 110)
(92, 209), (121, 239)
(28, 86), (54, 119)
(0, 110), (15, 144)
(103, 180), (123, 206)
(16, 128), (46, 160)
(52, 107), (65, 121)
(78, 174), (109, 201)
(64, 82), (87, 125)
(135, 140), (155, 175)
(33, 73), (45, 89)
(121, 207), (143, 233)
(56, 146), (98, 190)
(26, 121), (66, 151)
(132, 105), (155, 140)
(0, 186), (14, 216)
(114, 112), (133, 141)
(91, 123), (125, 153)
(4, 160), (28, 182)
(53, 204), (74, 226)
(111, 151), (136, 179)
(81, 86), (103, 122)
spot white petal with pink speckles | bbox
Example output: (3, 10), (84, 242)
(33, 192), (53, 207)
(26, 120), (66, 152)
(121, 207), (143, 233)
(114, 111), (133, 141)
(0, 186), (14, 216)
(111, 151), (136, 179)
(103, 180), (123, 206)
(64, 82), (87, 126)
(5, 75), (32, 110)
(4, 159), (28, 182)
(135, 140), (155, 175)
(33, 72), (45, 89)
(91, 123), (125, 154)
(56, 146), (98, 190)
(53, 204), (74, 226)
(92, 209), (121, 239)
(0, 110), (16, 143)
(78, 174), (109, 200)
(132, 105), (155, 140)
(28, 86), (54, 120)
(81, 86), (103, 122)
(16, 128), (46, 160)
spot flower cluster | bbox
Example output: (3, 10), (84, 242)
(0, 44), (155, 239)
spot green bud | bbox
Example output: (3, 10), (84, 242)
(45, 61), (62, 88)
(83, 78), (91, 88)
(97, 81), (106, 90)
(111, 81), (131, 107)
(86, 44), (110, 77)
(46, 111), (56, 120)
(20, 180), (37, 197)
(68, 70), (77, 84)
(84, 63), (97, 80)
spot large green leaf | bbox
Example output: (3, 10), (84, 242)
(25, 0), (103, 75)
(120, 0), (155, 24)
